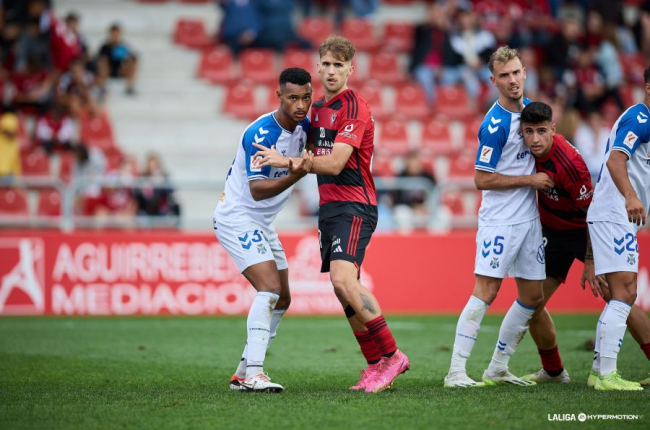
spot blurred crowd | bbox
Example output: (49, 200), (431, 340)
(214, 0), (650, 231)
(0, 0), (181, 227)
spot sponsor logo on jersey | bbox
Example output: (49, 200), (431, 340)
(623, 131), (638, 149)
(516, 150), (530, 160)
(320, 127), (326, 138)
(577, 184), (593, 201)
(344, 124), (354, 132)
(542, 187), (559, 201)
(330, 114), (337, 127)
(250, 155), (263, 172)
(480, 146), (493, 163)
(273, 170), (289, 178)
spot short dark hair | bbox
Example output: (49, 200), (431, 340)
(65, 12), (79, 22)
(644, 67), (650, 84)
(521, 101), (553, 125)
(279, 67), (311, 88)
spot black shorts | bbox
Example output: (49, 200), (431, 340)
(543, 226), (587, 283)
(318, 213), (375, 274)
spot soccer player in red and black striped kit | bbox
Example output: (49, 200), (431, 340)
(517, 102), (650, 385)
(254, 35), (409, 393)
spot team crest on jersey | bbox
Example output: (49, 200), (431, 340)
(480, 146), (493, 163)
(624, 131), (638, 149)
(628, 254), (636, 265)
(315, 114), (319, 122)
(257, 243), (267, 254)
(299, 138), (305, 153)
(330, 113), (337, 127)
(250, 155), (263, 172)
(490, 257), (500, 269)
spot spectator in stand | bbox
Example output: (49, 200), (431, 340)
(593, 20), (625, 111)
(97, 24), (138, 95)
(0, 112), (21, 181)
(35, 102), (74, 154)
(218, 0), (261, 56)
(15, 20), (51, 72)
(72, 142), (107, 217)
(544, 16), (582, 81)
(392, 151), (436, 231)
(409, 2), (449, 106)
(96, 156), (138, 227)
(64, 13), (89, 62)
(256, 0), (312, 52)
(440, 6), (496, 107)
(565, 47), (606, 113)
(133, 152), (181, 224)
(57, 58), (99, 116)
(11, 56), (53, 114)
(573, 111), (610, 183)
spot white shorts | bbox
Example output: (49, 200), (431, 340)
(588, 221), (639, 275)
(474, 218), (545, 280)
(213, 217), (287, 273)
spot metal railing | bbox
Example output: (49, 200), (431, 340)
(0, 175), (459, 231)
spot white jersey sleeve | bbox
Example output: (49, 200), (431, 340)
(475, 100), (538, 227)
(588, 104), (650, 228)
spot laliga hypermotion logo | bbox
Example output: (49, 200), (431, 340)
(0, 238), (45, 314)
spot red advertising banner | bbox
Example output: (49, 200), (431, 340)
(1, 231), (649, 315)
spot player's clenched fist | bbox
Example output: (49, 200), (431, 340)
(625, 195), (646, 226)
(529, 172), (555, 190)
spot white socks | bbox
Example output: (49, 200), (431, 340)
(487, 299), (536, 373)
(235, 301), (286, 379)
(592, 303), (609, 373)
(599, 300), (632, 376)
(449, 295), (489, 374)
(243, 292), (279, 379)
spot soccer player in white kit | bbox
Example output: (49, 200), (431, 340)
(585, 68), (650, 391)
(214, 68), (314, 393)
(444, 46), (555, 387)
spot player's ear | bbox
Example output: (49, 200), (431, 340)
(348, 61), (354, 77)
(276, 89), (282, 101)
(551, 122), (557, 134)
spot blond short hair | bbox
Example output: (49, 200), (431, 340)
(318, 35), (356, 62)
(488, 46), (521, 73)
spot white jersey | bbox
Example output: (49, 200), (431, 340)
(474, 98), (538, 226)
(214, 111), (311, 225)
(587, 103), (650, 229)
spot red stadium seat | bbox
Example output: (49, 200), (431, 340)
(240, 49), (277, 84)
(0, 188), (29, 216)
(282, 49), (317, 80)
(462, 117), (483, 150)
(341, 18), (377, 51)
(378, 119), (410, 156)
(371, 154), (395, 177)
(79, 111), (116, 151)
(21, 149), (50, 177)
(198, 47), (236, 84)
(37, 188), (62, 217)
(420, 119), (455, 155)
(619, 53), (648, 84)
(447, 152), (476, 183)
(441, 191), (465, 216)
(174, 18), (212, 49)
(298, 17), (333, 49)
(357, 82), (388, 120)
(223, 83), (257, 119)
(434, 85), (475, 120)
(394, 83), (430, 121)
(368, 52), (406, 84)
(383, 22), (414, 53)
(58, 152), (75, 184)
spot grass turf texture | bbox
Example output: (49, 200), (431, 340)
(1, 315), (648, 430)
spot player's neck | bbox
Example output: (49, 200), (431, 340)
(499, 95), (524, 113)
(324, 85), (348, 103)
(274, 111), (297, 132)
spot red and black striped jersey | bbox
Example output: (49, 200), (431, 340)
(311, 89), (378, 221)
(535, 134), (593, 230)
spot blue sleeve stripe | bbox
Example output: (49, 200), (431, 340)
(248, 174), (268, 180)
(611, 146), (631, 159)
(475, 165), (495, 173)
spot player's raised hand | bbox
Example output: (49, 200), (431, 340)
(625, 195), (646, 226)
(288, 151), (313, 177)
(529, 172), (555, 190)
(253, 143), (289, 168)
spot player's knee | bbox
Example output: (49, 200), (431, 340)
(528, 294), (544, 309)
(276, 293), (291, 310)
(255, 281), (282, 295)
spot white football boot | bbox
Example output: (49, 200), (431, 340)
(240, 373), (284, 393)
(482, 368), (536, 386)
(444, 371), (486, 388)
(521, 368), (570, 384)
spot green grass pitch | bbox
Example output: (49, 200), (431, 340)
(1, 315), (648, 429)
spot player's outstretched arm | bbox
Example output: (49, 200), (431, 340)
(474, 170), (554, 191)
(248, 151), (314, 201)
(607, 150), (646, 226)
(254, 142), (353, 176)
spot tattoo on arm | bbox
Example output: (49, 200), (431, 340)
(585, 232), (594, 260)
(360, 294), (377, 314)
